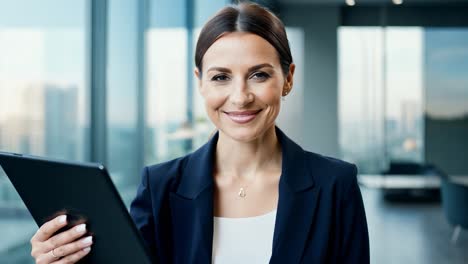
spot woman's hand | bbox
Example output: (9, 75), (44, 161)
(30, 215), (93, 264)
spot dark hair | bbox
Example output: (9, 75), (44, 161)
(195, 2), (293, 77)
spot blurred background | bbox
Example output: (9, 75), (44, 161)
(0, 0), (467, 263)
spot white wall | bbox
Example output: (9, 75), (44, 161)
(279, 5), (340, 158)
(276, 28), (305, 146)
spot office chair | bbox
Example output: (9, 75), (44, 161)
(440, 177), (468, 244)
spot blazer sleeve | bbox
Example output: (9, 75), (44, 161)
(130, 166), (158, 261)
(339, 165), (370, 263)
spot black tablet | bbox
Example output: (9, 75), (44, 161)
(0, 151), (153, 264)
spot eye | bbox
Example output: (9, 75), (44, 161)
(211, 74), (230, 82)
(251, 72), (270, 81)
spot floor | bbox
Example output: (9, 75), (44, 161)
(361, 187), (468, 264)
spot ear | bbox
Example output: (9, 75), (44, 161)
(194, 67), (204, 94)
(283, 63), (296, 96)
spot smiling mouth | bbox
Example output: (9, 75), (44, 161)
(223, 109), (263, 124)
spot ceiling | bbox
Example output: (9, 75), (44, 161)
(277, 0), (468, 5)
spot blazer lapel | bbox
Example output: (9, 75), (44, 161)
(169, 132), (218, 264)
(270, 127), (321, 263)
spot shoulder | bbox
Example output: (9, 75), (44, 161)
(302, 150), (358, 192)
(277, 127), (357, 191)
(300, 151), (365, 225)
(145, 156), (187, 179)
(142, 154), (190, 193)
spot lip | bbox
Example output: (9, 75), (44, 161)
(223, 109), (262, 124)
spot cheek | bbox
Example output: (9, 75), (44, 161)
(257, 86), (282, 107)
(256, 86), (282, 123)
(203, 89), (227, 111)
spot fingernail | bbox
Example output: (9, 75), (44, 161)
(57, 215), (67, 224)
(83, 247), (91, 253)
(82, 236), (93, 245)
(75, 224), (86, 233)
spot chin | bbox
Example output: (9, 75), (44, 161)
(219, 124), (268, 143)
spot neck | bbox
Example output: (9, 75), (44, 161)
(215, 125), (282, 181)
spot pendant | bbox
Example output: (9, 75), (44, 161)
(238, 187), (246, 198)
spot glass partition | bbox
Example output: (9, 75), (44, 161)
(0, 0), (88, 262)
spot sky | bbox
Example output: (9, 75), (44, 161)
(339, 27), (423, 122)
(0, 0), (86, 124)
(339, 26), (468, 122)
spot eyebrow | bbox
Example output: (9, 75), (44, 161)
(206, 63), (274, 73)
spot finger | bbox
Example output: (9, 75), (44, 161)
(35, 248), (60, 264)
(51, 247), (91, 264)
(32, 215), (68, 243)
(54, 236), (93, 258)
(42, 223), (88, 252)
(39, 236), (93, 264)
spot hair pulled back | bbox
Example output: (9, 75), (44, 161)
(195, 2), (293, 77)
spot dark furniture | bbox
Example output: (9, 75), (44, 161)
(381, 161), (441, 202)
(440, 177), (468, 244)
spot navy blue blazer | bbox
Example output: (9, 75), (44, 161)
(130, 127), (369, 263)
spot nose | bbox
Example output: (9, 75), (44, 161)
(230, 79), (254, 107)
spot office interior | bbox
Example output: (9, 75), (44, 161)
(0, 0), (467, 263)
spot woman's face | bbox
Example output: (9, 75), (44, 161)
(195, 32), (295, 142)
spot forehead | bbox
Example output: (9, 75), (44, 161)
(202, 32), (280, 70)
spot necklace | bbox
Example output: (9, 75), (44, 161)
(230, 151), (280, 198)
(237, 173), (258, 198)
(238, 187), (247, 198)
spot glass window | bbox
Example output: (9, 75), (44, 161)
(386, 28), (424, 164)
(0, 0), (88, 262)
(339, 27), (386, 173)
(144, 0), (191, 165)
(146, 22), (189, 163)
(424, 28), (468, 174)
(339, 26), (468, 174)
(107, 0), (140, 205)
(339, 27), (424, 173)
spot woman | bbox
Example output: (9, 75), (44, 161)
(30, 2), (369, 263)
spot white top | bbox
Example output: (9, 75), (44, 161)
(212, 210), (277, 264)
